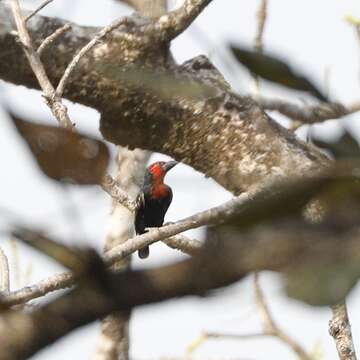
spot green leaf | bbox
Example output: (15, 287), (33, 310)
(230, 45), (328, 102)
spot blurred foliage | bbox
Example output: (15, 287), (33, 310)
(210, 161), (360, 305)
(11, 226), (107, 284)
(230, 45), (328, 102)
(313, 128), (360, 159)
(96, 63), (217, 101)
(286, 262), (360, 306)
(9, 112), (109, 185)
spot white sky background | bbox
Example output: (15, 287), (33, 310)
(1, 0), (360, 359)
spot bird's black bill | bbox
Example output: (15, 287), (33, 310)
(164, 161), (178, 172)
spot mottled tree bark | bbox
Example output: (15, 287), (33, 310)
(0, 3), (328, 195)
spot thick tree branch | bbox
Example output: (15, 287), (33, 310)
(0, 4), (329, 194)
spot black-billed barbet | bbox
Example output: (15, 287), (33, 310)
(135, 160), (177, 258)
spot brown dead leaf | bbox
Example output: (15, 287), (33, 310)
(10, 113), (109, 185)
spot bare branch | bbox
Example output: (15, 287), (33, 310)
(151, 0), (214, 41)
(0, 247), (10, 294)
(254, 273), (313, 360)
(254, 0), (267, 53)
(329, 303), (357, 360)
(104, 194), (249, 266)
(10, 0), (73, 128)
(121, 0), (167, 17)
(258, 97), (360, 124)
(100, 174), (136, 212)
(37, 23), (71, 56)
(4, 194), (248, 306)
(24, 0), (55, 23)
(4, 271), (73, 305)
(55, 17), (130, 98)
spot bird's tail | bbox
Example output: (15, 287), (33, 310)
(138, 246), (150, 259)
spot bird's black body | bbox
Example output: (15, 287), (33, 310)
(135, 161), (177, 258)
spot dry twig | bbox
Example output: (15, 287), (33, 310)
(258, 97), (360, 125)
(24, 0), (55, 23)
(254, 273), (313, 360)
(329, 303), (357, 360)
(37, 23), (71, 56)
(254, 0), (267, 53)
(100, 174), (136, 213)
(10, 0), (73, 128)
(0, 247), (10, 294)
(55, 17), (130, 98)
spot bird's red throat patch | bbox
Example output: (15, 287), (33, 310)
(149, 163), (166, 179)
(149, 163), (168, 198)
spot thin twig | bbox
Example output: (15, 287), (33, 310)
(100, 174), (136, 212)
(186, 275), (312, 358)
(10, 0), (73, 128)
(204, 331), (267, 340)
(24, 0), (55, 23)
(258, 97), (360, 124)
(37, 23), (71, 56)
(0, 247), (10, 294)
(254, 273), (313, 360)
(252, 0), (268, 96)
(55, 17), (129, 98)
(329, 303), (357, 360)
(254, 0), (267, 53)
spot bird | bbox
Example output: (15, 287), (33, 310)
(134, 160), (177, 259)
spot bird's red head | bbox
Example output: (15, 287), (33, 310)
(148, 161), (178, 183)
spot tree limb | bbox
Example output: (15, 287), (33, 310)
(3, 194), (248, 306)
(0, 4), (329, 194)
(257, 97), (360, 124)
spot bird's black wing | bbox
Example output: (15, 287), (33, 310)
(162, 186), (173, 215)
(134, 192), (146, 235)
